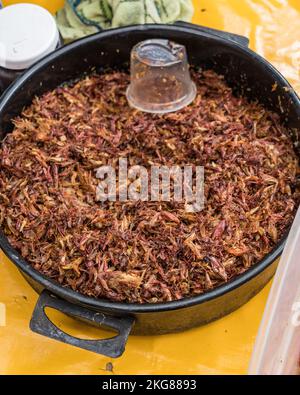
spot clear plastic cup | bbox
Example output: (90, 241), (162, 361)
(126, 39), (196, 114)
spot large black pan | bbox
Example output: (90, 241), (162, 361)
(0, 22), (299, 358)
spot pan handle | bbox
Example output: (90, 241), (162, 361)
(30, 290), (135, 358)
(174, 21), (249, 48)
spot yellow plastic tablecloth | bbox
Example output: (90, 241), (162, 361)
(0, 0), (299, 375)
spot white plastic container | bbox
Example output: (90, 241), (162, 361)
(249, 207), (300, 375)
(0, 3), (61, 92)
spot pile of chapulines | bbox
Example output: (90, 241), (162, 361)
(0, 69), (299, 303)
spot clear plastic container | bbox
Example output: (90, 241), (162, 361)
(249, 207), (300, 375)
(126, 39), (196, 114)
(0, 3), (62, 93)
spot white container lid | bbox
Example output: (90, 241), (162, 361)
(0, 3), (59, 70)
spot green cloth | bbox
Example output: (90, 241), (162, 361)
(56, 0), (194, 42)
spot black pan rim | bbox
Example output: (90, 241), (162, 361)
(0, 23), (299, 314)
(0, 229), (285, 313)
